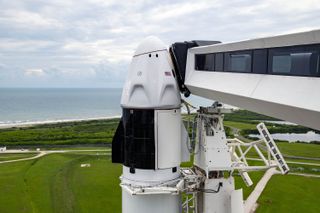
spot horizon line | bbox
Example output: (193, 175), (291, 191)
(0, 87), (123, 89)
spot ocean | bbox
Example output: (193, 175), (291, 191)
(0, 88), (122, 127)
(0, 88), (213, 127)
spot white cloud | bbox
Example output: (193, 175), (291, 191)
(0, 9), (62, 29)
(25, 69), (45, 77)
(0, 39), (58, 52)
(0, 0), (319, 88)
(150, 1), (216, 21)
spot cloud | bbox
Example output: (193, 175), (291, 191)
(0, 9), (62, 29)
(0, 0), (319, 88)
(25, 68), (45, 77)
(149, 1), (216, 21)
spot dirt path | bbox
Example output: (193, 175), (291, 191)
(0, 149), (109, 164)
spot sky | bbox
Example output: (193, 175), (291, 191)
(0, 0), (319, 88)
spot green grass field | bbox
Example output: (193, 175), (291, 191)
(0, 153), (37, 161)
(277, 143), (320, 158)
(257, 175), (320, 213)
(0, 152), (318, 213)
(0, 110), (319, 212)
(0, 153), (121, 213)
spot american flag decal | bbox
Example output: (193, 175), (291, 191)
(164, 71), (171, 76)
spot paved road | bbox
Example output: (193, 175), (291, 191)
(288, 172), (320, 178)
(0, 149), (109, 164)
(244, 168), (277, 213)
(225, 125), (251, 142)
(247, 157), (320, 166)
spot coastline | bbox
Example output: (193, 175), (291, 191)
(0, 115), (121, 129)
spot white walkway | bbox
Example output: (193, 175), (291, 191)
(244, 167), (277, 213)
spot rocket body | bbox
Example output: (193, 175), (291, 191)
(112, 37), (187, 213)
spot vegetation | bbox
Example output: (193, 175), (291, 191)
(257, 175), (320, 213)
(0, 109), (318, 147)
(0, 153), (37, 161)
(0, 151), (318, 213)
(277, 143), (320, 158)
(242, 125), (320, 137)
(0, 109), (319, 212)
(0, 153), (121, 213)
(224, 110), (279, 122)
(0, 119), (119, 146)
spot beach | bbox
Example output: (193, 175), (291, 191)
(0, 116), (121, 129)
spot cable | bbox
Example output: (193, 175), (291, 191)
(181, 99), (197, 154)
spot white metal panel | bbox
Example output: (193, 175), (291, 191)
(202, 178), (235, 213)
(194, 116), (232, 172)
(121, 37), (180, 109)
(122, 189), (181, 213)
(184, 30), (320, 130)
(190, 29), (320, 54)
(231, 189), (244, 213)
(133, 36), (167, 56)
(185, 71), (320, 130)
(204, 136), (232, 169)
(156, 109), (181, 169)
(257, 123), (289, 174)
(122, 166), (180, 186)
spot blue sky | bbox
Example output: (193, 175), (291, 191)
(0, 0), (319, 88)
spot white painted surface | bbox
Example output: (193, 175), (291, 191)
(185, 30), (320, 130)
(190, 29), (320, 53)
(122, 189), (181, 213)
(194, 115), (232, 172)
(121, 37), (180, 109)
(156, 109), (181, 169)
(185, 71), (320, 130)
(231, 189), (244, 213)
(257, 123), (289, 174)
(122, 166), (179, 187)
(201, 178), (235, 213)
(133, 36), (167, 56)
(120, 37), (183, 213)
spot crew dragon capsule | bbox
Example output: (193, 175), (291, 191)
(112, 36), (190, 213)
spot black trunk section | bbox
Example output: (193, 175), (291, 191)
(111, 118), (124, 163)
(112, 109), (155, 170)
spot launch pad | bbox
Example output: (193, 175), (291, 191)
(112, 30), (320, 213)
(117, 103), (290, 213)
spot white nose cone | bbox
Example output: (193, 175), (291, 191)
(121, 36), (180, 109)
(134, 36), (167, 56)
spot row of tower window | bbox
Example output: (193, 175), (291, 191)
(195, 44), (320, 77)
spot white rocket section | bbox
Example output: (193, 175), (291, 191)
(121, 36), (180, 109)
(184, 30), (320, 130)
(155, 109), (182, 169)
(119, 36), (185, 213)
(115, 32), (299, 213)
(122, 192), (181, 213)
(122, 166), (180, 186)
